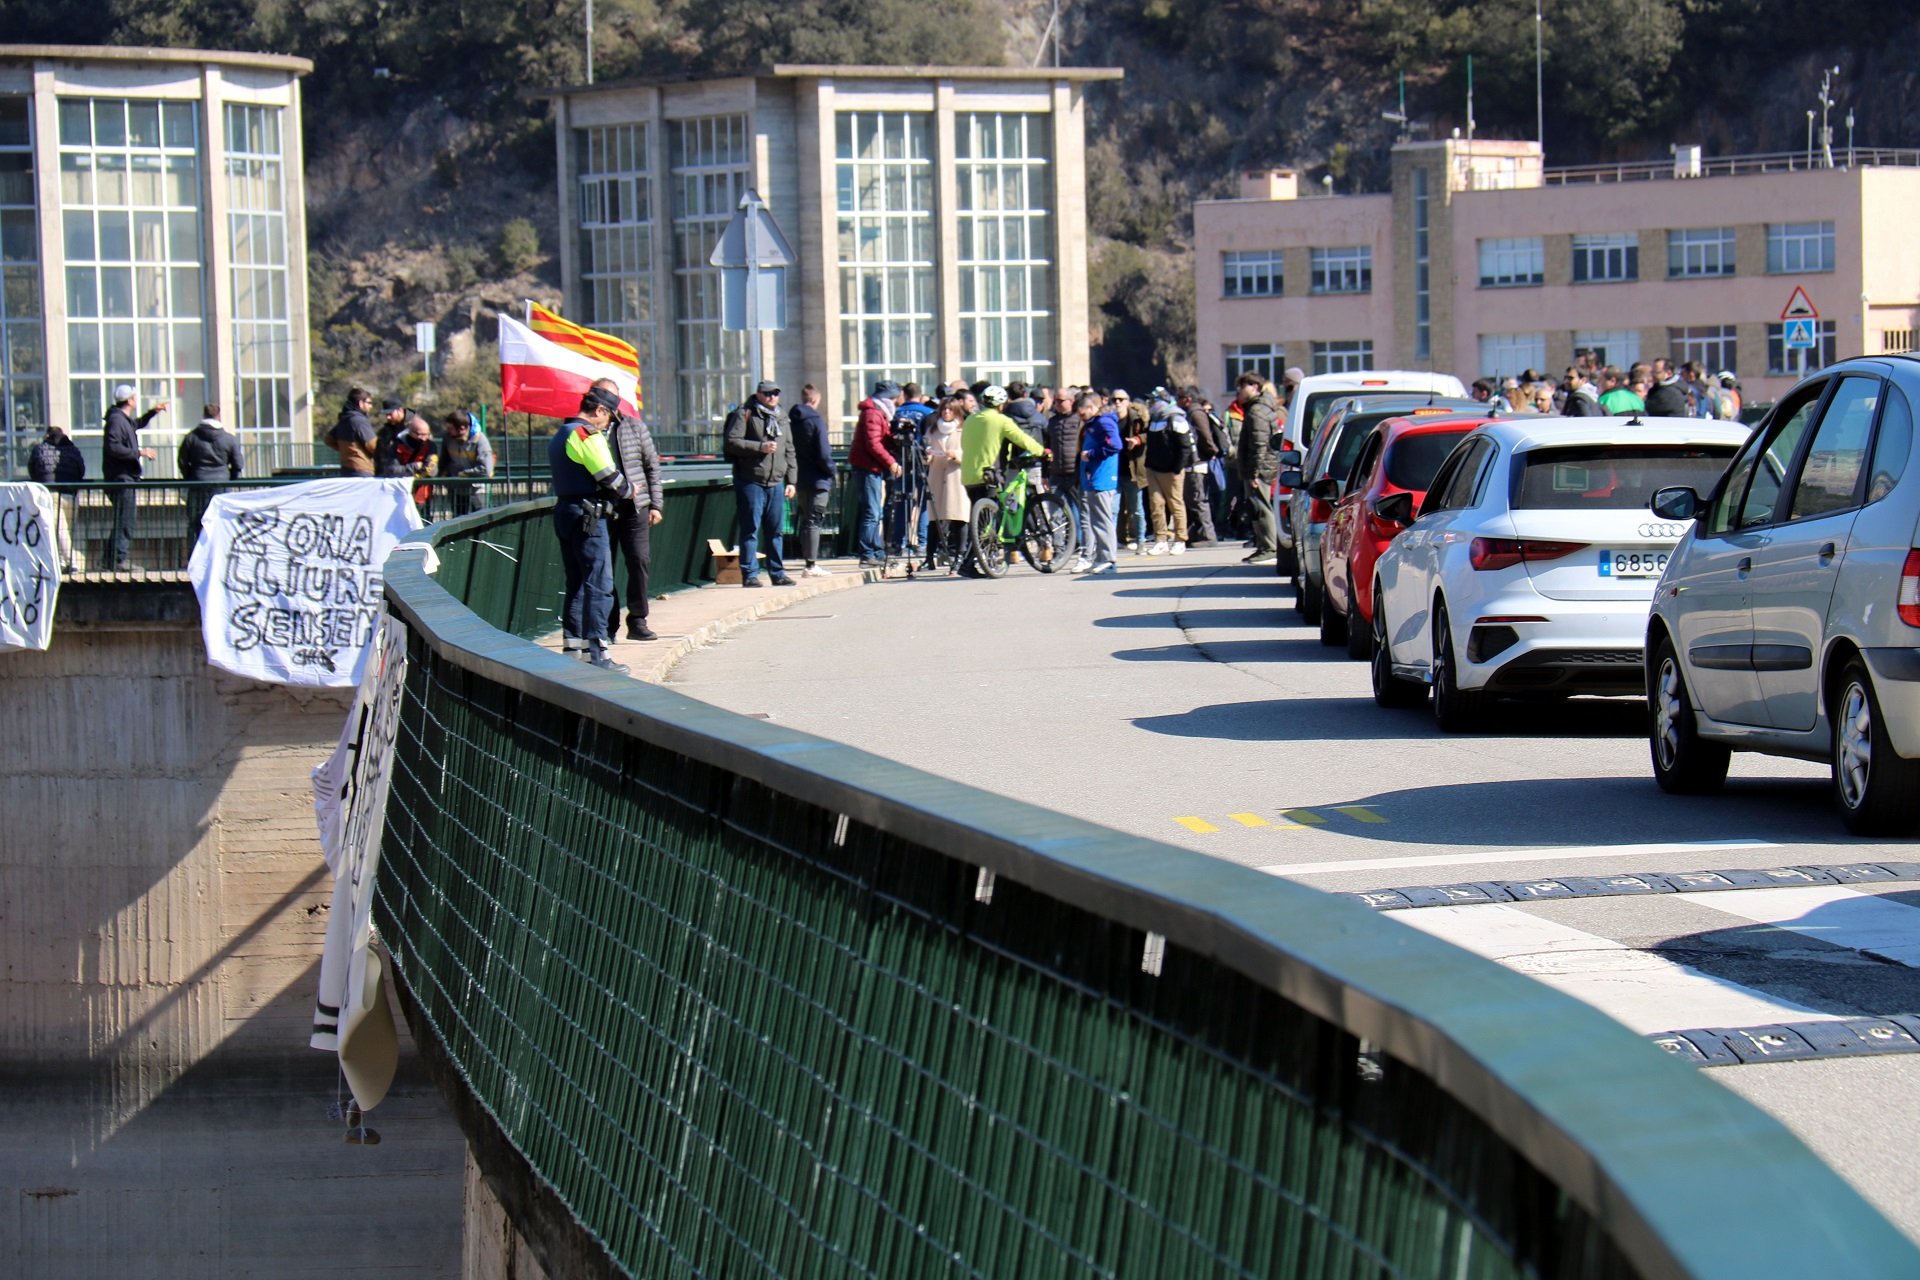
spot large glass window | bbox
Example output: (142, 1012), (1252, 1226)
(0, 97), (44, 464)
(1311, 339), (1373, 374)
(1767, 221), (1835, 274)
(576, 123), (656, 420)
(1573, 329), (1639, 369)
(1477, 237), (1543, 287)
(669, 115), (749, 450)
(1309, 246), (1371, 295)
(956, 112), (1052, 388)
(1671, 325), (1737, 378)
(1222, 249), (1281, 297)
(225, 103), (293, 437)
(1668, 226), (1735, 278)
(1571, 232), (1638, 283)
(58, 96), (205, 444)
(1768, 320), (1838, 375)
(1223, 342), (1281, 393)
(1478, 332), (1546, 379)
(837, 111), (936, 426)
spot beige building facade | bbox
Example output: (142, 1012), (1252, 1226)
(544, 65), (1120, 448)
(0, 45), (314, 476)
(1196, 138), (1920, 405)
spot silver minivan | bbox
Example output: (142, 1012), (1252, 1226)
(1646, 355), (1920, 833)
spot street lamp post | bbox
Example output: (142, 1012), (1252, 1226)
(1806, 110), (1815, 168)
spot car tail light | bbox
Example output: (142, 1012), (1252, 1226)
(1900, 550), (1920, 627)
(1469, 537), (1590, 571)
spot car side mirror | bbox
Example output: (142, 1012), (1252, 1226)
(1277, 469), (1304, 489)
(1277, 449), (1302, 468)
(1372, 492), (1415, 526)
(1306, 476), (1339, 501)
(1650, 486), (1701, 521)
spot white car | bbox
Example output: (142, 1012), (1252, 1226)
(1369, 416), (1751, 730)
(1282, 370), (1470, 455)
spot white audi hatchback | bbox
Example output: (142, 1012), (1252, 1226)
(1370, 416), (1750, 730)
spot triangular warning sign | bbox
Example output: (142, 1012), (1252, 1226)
(1781, 286), (1819, 321)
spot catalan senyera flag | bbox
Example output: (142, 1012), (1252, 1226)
(499, 305), (641, 419)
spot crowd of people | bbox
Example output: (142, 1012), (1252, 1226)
(325, 386), (495, 516)
(1470, 353), (1744, 422)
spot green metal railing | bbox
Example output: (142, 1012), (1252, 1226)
(374, 504), (1918, 1279)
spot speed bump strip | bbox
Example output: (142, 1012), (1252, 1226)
(1651, 1015), (1920, 1067)
(1342, 862), (1920, 911)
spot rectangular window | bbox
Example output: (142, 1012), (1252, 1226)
(1478, 332), (1546, 379)
(1309, 245), (1371, 295)
(1767, 221), (1835, 274)
(1477, 236), (1544, 287)
(1572, 329), (1639, 370)
(1222, 249), (1281, 298)
(0, 96), (44, 465)
(1667, 226), (1735, 278)
(1223, 342), (1280, 392)
(575, 123), (656, 427)
(1671, 325), (1738, 378)
(1311, 339), (1373, 375)
(59, 96), (205, 457)
(956, 112), (1053, 389)
(224, 103), (294, 440)
(669, 116), (750, 451)
(1767, 320), (1838, 375)
(1571, 232), (1638, 284)
(837, 111), (936, 434)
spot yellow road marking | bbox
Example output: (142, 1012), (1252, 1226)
(1280, 809), (1328, 825)
(1227, 813), (1269, 828)
(1174, 816), (1219, 834)
(1334, 805), (1389, 824)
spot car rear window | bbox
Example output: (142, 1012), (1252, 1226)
(1513, 444), (1739, 510)
(1383, 429), (1474, 490)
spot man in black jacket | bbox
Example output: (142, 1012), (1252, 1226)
(1644, 358), (1688, 417)
(27, 424), (85, 573)
(102, 383), (168, 570)
(1178, 386), (1221, 545)
(178, 403), (243, 545)
(1234, 373), (1279, 564)
(789, 383), (835, 576)
(723, 380), (797, 587)
(592, 377), (665, 640)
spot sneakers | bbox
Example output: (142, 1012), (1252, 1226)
(803, 564), (832, 577)
(857, 557), (881, 568)
(1087, 561), (1118, 574)
(1125, 540), (1139, 552)
(586, 646), (630, 674)
(1243, 550), (1277, 565)
(742, 576), (765, 588)
(769, 574), (796, 586)
(1067, 558), (1092, 573)
(1170, 542), (1187, 556)
(1146, 541), (1169, 556)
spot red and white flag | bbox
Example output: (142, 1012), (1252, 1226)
(498, 311), (640, 419)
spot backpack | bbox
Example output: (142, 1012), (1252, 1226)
(28, 440), (61, 483)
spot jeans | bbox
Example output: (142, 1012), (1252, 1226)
(798, 486), (831, 564)
(608, 502), (652, 628)
(855, 470), (885, 561)
(554, 499), (613, 646)
(886, 476), (929, 551)
(735, 480), (787, 580)
(1085, 488), (1119, 568)
(1119, 475), (1147, 545)
(108, 483), (138, 567)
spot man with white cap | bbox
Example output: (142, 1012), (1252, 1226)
(101, 382), (168, 570)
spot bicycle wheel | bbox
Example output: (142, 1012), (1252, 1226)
(969, 497), (1008, 578)
(1020, 492), (1076, 573)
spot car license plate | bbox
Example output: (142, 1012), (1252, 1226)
(1598, 549), (1667, 578)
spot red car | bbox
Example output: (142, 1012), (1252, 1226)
(1316, 413), (1488, 657)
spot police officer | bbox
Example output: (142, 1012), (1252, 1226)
(549, 385), (632, 673)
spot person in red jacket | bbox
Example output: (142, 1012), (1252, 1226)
(849, 379), (903, 566)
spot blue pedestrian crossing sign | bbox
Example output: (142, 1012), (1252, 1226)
(1784, 318), (1817, 349)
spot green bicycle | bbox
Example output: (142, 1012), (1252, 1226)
(963, 452), (1077, 578)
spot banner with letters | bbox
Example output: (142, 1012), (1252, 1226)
(309, 611), (408, 1110)
(188, 478), (422, 686)
(0, 482), (60, 654)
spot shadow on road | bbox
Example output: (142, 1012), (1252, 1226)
(1113, 639), (1345, 665)
(1134, 694), (1648, 739)
(1094, 607), (1287, 630)
(1111, 581), (1289, 600)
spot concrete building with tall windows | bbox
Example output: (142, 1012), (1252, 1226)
(543, 65), (1119, 449)
(1196, 138), (1920, 405)
(0, 45), (313, 477)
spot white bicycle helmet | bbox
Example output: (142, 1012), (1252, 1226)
(981, 384), (1008, 407)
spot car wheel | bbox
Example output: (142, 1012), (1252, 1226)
(1649, 638), (1730, 795)
(1831, 660), (1920, 835)
(1371, 594), (1426, 709)
(1299, 573), (1322, 625)
(1431, 601), (1487, 732)
(1276, 544), (1297, 576)
(1318, 579), (1347, 647)
(1345, 580), (1373, 660)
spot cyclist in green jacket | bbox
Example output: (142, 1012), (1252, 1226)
(960, 385), (1045, 502)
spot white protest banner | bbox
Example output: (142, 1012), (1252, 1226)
(188, 478), (421, 686)
(0, 483), (60, 653)
(310, 611), (408, 1113)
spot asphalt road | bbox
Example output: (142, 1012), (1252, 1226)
(667, 542), (1920, 1243)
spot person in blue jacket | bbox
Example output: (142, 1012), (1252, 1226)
(1074, 391), (1123, 575)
